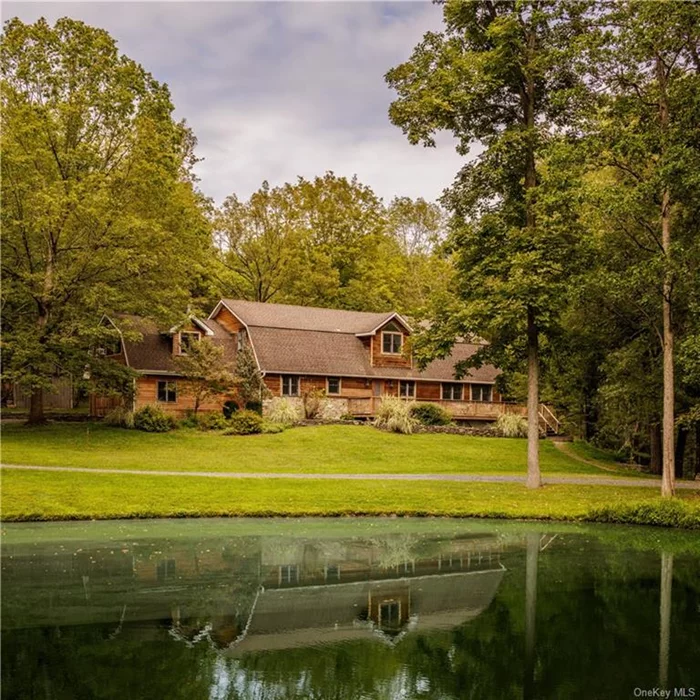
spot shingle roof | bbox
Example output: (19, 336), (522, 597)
(112, 314), (236, 373)
(220, 299), (401, 334)
(248, 326), (499, 383)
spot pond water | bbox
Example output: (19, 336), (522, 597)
(1, 518), (699, 700)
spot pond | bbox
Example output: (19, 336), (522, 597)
(1, 518), (699, 700)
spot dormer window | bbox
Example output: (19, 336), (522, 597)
(179, 331), (200, 355)
(382, 331), (403, 355)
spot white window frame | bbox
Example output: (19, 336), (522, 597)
(157, 380), (177, 403)
(281, 375), (300, 397)
(381, 331), (403, 355)
(471, 384), (493, 402)
(326, 377), (342, 395)
(178, 331), (201, 355)
(441, 383), (463, 401)
(399, 380), (415, 398)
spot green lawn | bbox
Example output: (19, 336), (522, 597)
(2, 467), (698, 525)
(5, 422), (693, 527)
(1, 422), (645, 477)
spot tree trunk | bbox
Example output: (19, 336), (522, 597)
(28, 387), (46, 425)
(524, 532), (539, 700)
(674, 425), (687, 480)
(527, 308), (541, 488)
(658, 552), (673, 689)
(650, 423), (662, 475)
(657, 55), (675, 498)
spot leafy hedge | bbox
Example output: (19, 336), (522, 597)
(586, 499), (700, 529)
(133, 405), (177, 433)
(223, 410), (264, 435)
(410, 403), (452, 426)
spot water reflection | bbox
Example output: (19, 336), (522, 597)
(1, 520), (699, 700)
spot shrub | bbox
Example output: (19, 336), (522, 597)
(302, 388), (326, 419)
(410, 402), (452, 426)
(374, 396), (418, 434)
(197, 412), (230, 431)
(267, 397), (303, 425)
(586, 500), (700, 529)
(133, 405), (177, 433)
(103, 406), (134, 429)
(223, 409), (264, 435)
(339, 413), (356, 422)
(495, 413), (528, 438)
(245, 400), (263, 415)
(261, 421), (285, 434)
(223, 400), (239, 419)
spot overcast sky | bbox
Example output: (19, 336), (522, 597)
(4, 1), (469, 205)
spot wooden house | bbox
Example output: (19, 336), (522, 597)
(94, 298), (527, 423)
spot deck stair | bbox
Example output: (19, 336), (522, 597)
(538, 404), (561, 436)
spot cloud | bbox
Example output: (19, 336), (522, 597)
(4, 1), (469, 205)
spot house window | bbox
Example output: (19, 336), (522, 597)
(325, 564), (340, 581)
(281, 375), (300, 397)
(327, 377), (341, 395)
(179, 331), (200, 355)
(471, 384), (493, 402)
(399, 380), (415, 398)
(379, 601), (401, 628)
(157, 559), (176, 582)
(157, 380), (177, 403)
(279, 564), (298, 585)
(382, 332), (403, 355)
(442, 383), (463, 401)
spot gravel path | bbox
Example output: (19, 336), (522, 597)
(2, 463), (699, 489)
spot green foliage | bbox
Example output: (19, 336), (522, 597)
(301, 388), (326, 420)
(196, 412), (229, 432)
(266, 398), (303, 426)
(214, 174), (449, 315)
(174, 338), (235, 415)
(494, 414), (529, 438)
(261, 421), (286, 434)
(0, 17), (212, 422)
(223, 410), (264, 435)
(410, 403), (452, 426)
(245, 401), (263, 415)
(133, 405), (177, 433)
(374, 397), (418, 435)
(587, 500), (700, 530)
(102, 406), (134, 430)
(234, 343), (268, 406)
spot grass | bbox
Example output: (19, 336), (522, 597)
(2, 468), (698, 526)
(4, 422), (693, 527)
(1, 422), (650, 477)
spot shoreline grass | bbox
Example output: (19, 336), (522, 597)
(2, 468), (698, 527)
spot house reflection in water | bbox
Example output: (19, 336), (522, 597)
(2, 533), (508, 655)
(175, 535), (506, 653)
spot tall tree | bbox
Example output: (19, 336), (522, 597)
(586, 1), (700, 495)
(1, 18), (212, 423)
(386, 0), (593, 486)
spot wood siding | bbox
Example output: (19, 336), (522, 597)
(371, 325), (413, 370)
(135, 376), (235, 416)
(213, 306), (245, 334)
(264, 374), (372, 399)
